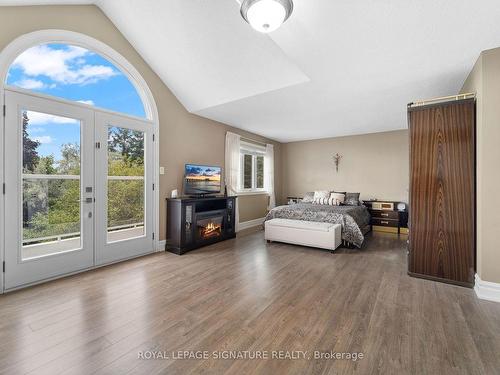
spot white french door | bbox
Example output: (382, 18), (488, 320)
(3, 88), (154, 290)
(4, 90), (94, 289)
(94, 112), (153, 265)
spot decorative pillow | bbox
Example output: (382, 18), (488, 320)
(344, 192), (360, 206)
(314, 197), (340, 205)
(330, 192), (345, 205)
(302, 192), (314, 203)
(313, 190), (330, 200)
(312, 190), (331, 205)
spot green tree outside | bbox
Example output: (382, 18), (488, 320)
(23, 115), (145, 243)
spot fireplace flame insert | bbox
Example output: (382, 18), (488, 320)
(195, 210), (225, 242)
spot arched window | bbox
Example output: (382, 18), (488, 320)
(6, 43), (146, 118)
(0, 31), (159, 292)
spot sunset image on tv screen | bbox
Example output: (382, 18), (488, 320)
(185, 165), (221, 194)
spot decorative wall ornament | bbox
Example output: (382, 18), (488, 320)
(333, 153), (343, 172)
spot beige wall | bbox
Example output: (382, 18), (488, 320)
(282, 130), (409, 202)
(238, 194), (270, 222)
(461, 48), (500, 284)
(0, 5), (282, 240)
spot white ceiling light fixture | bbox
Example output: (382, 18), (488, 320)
(240, 0), (294, 33)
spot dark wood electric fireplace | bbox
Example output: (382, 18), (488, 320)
(166, 196), (236, 254)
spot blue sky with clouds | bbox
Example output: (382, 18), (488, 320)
(7, 43), (145, 160)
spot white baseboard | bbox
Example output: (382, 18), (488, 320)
(238, 217), (265, 232)
(474, 274), (500, 303)
(156, 240), (166, 251)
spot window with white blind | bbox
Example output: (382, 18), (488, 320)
(239, 140), (266, 192)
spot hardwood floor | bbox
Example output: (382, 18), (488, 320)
(0, 230), (499, 375)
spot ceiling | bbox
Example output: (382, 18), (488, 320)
(2, 0), (500, 142)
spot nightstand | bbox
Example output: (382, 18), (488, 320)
(363, 200), (408, 234)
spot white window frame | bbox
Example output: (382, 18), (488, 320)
(239, 141), (266, 194)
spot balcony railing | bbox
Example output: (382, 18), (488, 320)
(23, 222), (145, 246)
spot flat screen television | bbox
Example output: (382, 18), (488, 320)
(184, 164), (222, 196)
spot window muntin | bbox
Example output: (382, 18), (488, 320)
(7, 43), (146, 118)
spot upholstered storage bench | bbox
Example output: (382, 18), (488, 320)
(265, 219), (341, 251)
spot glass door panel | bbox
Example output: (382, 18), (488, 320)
(107, 126), (145, 242)
(22, 110), (82, 259)
(4, 90), (94, 290)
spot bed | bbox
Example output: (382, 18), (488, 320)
(264, 203), (371, 248)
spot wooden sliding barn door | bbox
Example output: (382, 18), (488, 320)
(408, 98), (475, 287)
